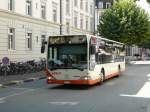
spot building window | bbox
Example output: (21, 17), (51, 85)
(8, 0), (14, 11)
(85, 1), (88, 12)
(26, 33), (32, 50)
(80, 14), (83, 29)
(98, 2), (103, 9)
(36, 36), (38, 43)
(90, 4), (93, 15)
(41, 4), (46, 19)
(74, 0), (78, 7)
(52, 8), (57, 22)
(8, 28), (15, 50)
(41, 35), (46, 45)
(36, 3), (38, 9)
(74, 11), (78, 28)
(52, 3), (57, 23)
(66, 22), (70, 34)
(26, 0), (32, 16)
(106, 2), (111, 9)
(86, 17), (88, 30)
(66, 0), (70, 15)
(80, 0), (83, 9)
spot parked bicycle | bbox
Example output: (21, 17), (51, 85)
(0, 58), (46, 76)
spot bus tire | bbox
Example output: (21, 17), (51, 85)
(117, 65), (121, 77)
(100, 69), (105, 83)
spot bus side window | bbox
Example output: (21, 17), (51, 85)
(95, 53), (103, 64)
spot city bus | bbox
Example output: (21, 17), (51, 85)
(41, 35), (125, 85)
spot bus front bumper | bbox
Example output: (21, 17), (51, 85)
(47, 79), (101, 85)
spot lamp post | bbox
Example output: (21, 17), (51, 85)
(60, 0), (62, 35)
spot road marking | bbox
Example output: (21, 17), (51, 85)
(121, 82), (150, 98)
(120, 73), (150, 98)
(147, 74), (150, 81)
(49, 101), (79, 106)
(0, 89), (34, 102)
(147, 74), (150, 77)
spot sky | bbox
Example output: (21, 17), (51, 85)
(136, 0), (150, 13)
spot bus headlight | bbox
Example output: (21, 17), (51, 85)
(80, 76), (91, 80)
(48, 77), (52, 80)
(84, 77), (88, 80)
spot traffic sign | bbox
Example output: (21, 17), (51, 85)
(2, 57), (10, 65)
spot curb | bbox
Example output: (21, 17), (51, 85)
(0, 76), (46, 87)
(24, 77), (38, 83)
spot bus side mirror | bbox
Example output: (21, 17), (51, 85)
(41, 41), (47, 54)
(90, 46), (96, 54)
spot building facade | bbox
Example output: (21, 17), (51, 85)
(0, 0), (94, 62)
(95, 0), (114, 33)
(60, 0), (95, 35)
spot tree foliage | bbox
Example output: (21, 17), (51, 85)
(97, 0), (150, 45)
(147, 0), (150, 4)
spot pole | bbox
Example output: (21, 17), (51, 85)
(93, 0), (96, 35)
(60, 0), (62, 35)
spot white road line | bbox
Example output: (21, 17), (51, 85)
(120, 94), (137, 98)
(147, 74), (150, 77)
(0, 89), (34, 101)
(120, 74), (150, 98)
(120, 82), (150, 98)
(49, 101), (79, 106)
(136, 82), (150, 98)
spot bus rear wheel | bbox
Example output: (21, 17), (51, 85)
(100, 70), (105, 83)
(117, 66), (121, 77)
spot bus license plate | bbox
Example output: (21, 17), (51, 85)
(64, 81), (70, 84)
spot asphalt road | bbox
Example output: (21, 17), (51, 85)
(0, 65), (150, 112)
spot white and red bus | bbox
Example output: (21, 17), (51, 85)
(41, 35), (125, 85)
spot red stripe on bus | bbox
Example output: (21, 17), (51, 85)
(105, 72), (119, 79)
(47, 79), (101, 85)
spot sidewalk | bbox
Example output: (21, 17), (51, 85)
(129, 60), (150, 65)
(0, 71), (46, 87)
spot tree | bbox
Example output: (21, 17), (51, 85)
(147, 0), (150, 4)
(97, 0), (150, 45)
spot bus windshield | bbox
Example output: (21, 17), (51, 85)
(47, 36), (87, 71)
